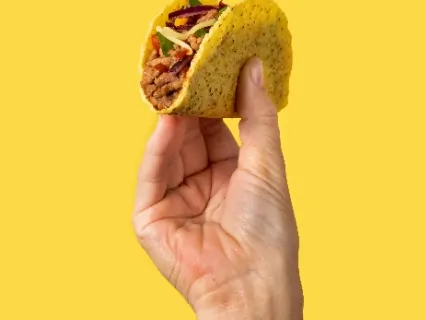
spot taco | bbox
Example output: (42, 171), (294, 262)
(138, 0), (292, 118)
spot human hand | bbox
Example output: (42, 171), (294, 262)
(133, 58), (303, 320)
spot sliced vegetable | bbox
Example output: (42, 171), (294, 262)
(169, 5), (216, 19)
(166, 21), (193, 31)
(185, 19), (215, 37)
(218, 6), (228, 17)
(156, 26), (194, 55)
(170, 56), (193, 75)
(175, 17), (188, 26)
(189, 0), (202, 7)
(218, 1), (227, 9)
(175, 50), (188, 60)
(194, 28), (208, 37)
(156, 31), (174, 56)
(173, 24), (196, 32)
(154, 64), (169, 73)
(151, 34), (161, 51)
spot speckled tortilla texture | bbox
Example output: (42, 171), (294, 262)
(139, 0), (292, 118)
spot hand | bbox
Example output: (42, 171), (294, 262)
(133, 58), (303, 320)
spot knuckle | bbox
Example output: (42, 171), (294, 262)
(132, 212), (152, 241)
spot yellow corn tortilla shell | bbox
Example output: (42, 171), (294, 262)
(138, 0), (292, 118)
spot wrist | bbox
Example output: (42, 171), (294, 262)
(194, 278), (303, 320)
(196, 300), (271, 320)
(193, 277), (268, 320)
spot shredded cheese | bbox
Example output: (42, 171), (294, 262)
(155, 19), (216, 55)
(156, 26), (194, 55)
(185, 19), (216, 38)
(162, 19), (216, 41)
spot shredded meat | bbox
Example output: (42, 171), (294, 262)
(187, 35), (205, 51)
(153, 80), (183, 99)
(152, 82), (183, 100)
(155, 73), (179, 87)
(157, 97), (170, 110)
(149, 50), (159, 60)
(144, 84), (157, 96)
(147, 57), (174, 68)
(149, 96), (159, 108)
(197, 36), (204, 46)
(188, 35), (200, 51)
(142, 9), (218, 110)
(197, 9), (218, 23)
(142, 67), (160, 86)
(142, 47), (184, 107)
(169, 48), (188, 59)
(157, 92), (180, 110)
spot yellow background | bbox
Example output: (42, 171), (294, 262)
(1, 0), (425, 319)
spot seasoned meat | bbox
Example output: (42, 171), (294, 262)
(172, 91), (180, 99)
(153, 80), (183, 99)
(149, 96), (159, 108)
(149, 50), (159, 61)
(145, 84), (157, 96)
(142, 5), (221, 111)
(147, 57), (174, 68)
(197, 9), (218, 23)
(157, 97), (172, 110)
(197, 36), (204, 47)
(142, 67), (160, 86)
(157, 92), (180, 110)
(155, 73), (179, 87)
(188, 35), (199, 51)
(188, 35), (205, 51)
(168, 48), (188, 60)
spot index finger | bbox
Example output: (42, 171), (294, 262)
(134, 116), (185, 214)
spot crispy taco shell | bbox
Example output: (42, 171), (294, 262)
(138, 0), (292, 118)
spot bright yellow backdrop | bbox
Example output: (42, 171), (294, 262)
(1, 0), (425, 319)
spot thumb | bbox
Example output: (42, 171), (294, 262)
(236, 57), (286, 182)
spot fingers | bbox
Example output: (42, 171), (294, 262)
(178, 118), (239, 178)
(179, 118), (208, 177)
(134, 170), (212, 240)
(134, 116), (185, 214)
(200, 119), (239, 164)
(236, 58), (287, 182)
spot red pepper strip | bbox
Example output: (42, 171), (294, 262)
(151, 34), (160, 51)
(154, 64), (169, 73)
(175, 50), (188, 60)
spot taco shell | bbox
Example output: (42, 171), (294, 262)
(138, 0), (292, 118)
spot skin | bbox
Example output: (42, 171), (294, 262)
(133, 58), (304, 319)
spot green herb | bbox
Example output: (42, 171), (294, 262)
(218, 6), (228, 17)
(156, 32), (174, 56)
(194, 28), (208, 37)
(189, 0), (202, 6)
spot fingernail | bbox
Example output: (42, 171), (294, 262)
(251, 58), (264, 88)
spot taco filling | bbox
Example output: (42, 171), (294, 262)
(140, 0), (228, 110)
